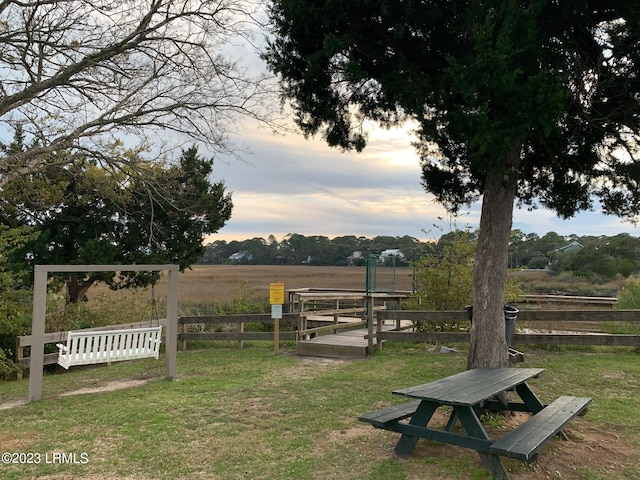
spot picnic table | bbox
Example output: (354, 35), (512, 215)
(359, 368), (591, 480)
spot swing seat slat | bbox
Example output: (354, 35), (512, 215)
(56, 326), (162, 369)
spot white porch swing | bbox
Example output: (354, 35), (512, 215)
(56, 279), (163, 369)
(56, 326), (163, 369)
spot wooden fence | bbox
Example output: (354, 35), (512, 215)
(16, 309), (640, 370)
(178, 314), (298, 349)
(376, 309), (640, 346)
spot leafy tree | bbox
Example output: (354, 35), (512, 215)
(0, 0), (275, 187)
(1, 144), (232, 302)
(410, 230), (476, 311)
(0, 225), (35, 378)
(616, 277), (640, 310)
(264, 1), (640, 367)
(560, 234), (640, 279)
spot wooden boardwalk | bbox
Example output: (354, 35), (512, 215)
(296, 325), (394, 359)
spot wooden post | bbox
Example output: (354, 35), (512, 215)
(16, 338), (23, 380)
(269, 283), (284, 355)
(165, 266), (178, 381)
(376, 300), (383, 352)
(238, 321), (244, 350)
(300, 299), (306, 333)
(29, 266), (47, 402)
(179, 322), (187, 351)
(367, 295), (374, 355)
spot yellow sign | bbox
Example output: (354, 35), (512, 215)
(269, 282), (285, 305)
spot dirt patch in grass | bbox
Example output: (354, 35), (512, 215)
(57, 378), (151, 397)
(0, 399), (28, 410)
(374, 411), (637, 479)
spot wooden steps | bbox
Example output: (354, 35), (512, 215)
(296, 326), (393, 359)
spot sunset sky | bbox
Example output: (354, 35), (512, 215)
(202, 17), (640, 245)
(208, 118), (640, 244)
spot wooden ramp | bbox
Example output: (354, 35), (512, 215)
(296, 326), (394, 359)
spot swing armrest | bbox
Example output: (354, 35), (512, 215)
(56, 343), (68, 352)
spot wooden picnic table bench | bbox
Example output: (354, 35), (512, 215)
(359, 368), (591, 480)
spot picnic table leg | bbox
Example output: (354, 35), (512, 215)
(393, 401), (438, 458)
(444, 410), (458, 431)
(515, 382), (545, 414)
(453, 406), (511, 480)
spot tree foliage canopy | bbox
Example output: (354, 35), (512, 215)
(0, 141), (232, 302)
(265, 1), (640, 218)
(264, 1), (640, 368)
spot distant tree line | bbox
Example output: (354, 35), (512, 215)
(201, 231), (640, 280)
(199, 234), (423, 266)
(509, 231), (640, 279)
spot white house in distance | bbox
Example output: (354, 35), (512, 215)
(348, 249), (406, 265)
(229, 251), (253, 262)
(347, 251), (365, 265)
(379, 249), (405, 262)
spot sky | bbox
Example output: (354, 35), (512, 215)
(4, 5), (638, 247)
(207, 118), (640, 244)
(204, 13), (640, 245)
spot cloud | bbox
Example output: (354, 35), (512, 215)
(207, 120), (640, 243)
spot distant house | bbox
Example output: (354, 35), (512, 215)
(347, 251), (365, 265)
(549, 241), (584, 265)
(379, 249), (405, 263)
(554, 241), (584, 254)
(229, 251), (253, 262)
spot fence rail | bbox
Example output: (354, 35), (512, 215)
(16, 308), (640, 370)
(520, 294), (617, 306)
(377, 310), (640, 346)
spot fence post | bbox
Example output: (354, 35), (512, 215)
(367, 295), (374, 355)
(179, 321), (187, 351)
(15, 338), (23, 380)
(238, 321), (244, 350)
(375, 301), (383, 352)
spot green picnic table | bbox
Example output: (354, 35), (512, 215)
(359, 368), (591, 480)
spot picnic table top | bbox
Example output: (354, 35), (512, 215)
(393, 367), (545, 407)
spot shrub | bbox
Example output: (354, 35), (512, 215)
(616, 277), (640, 310)
(407, 230), (475, 311)
(0, 347), (22, 381)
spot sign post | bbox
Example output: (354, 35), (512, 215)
(269, 282), (285, 354)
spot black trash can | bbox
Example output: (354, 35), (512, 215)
(503, 305), (519, 346)
(464, 305), (519, 346)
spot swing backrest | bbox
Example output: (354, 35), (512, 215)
(57, 326), (162, 369)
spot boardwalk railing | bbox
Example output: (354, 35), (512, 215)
(376, 310), (640, 346)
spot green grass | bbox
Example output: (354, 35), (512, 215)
(1, 343), (639, 479)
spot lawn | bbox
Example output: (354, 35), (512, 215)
(1, 342), (638, 480)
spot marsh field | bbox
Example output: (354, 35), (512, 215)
(104, 265), (623, 307)
(80, 265), (625, 328)
(182, 264), (413, 300)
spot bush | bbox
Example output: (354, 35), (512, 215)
(0, 347), (22, 380)
(407, 230), (475, 311)
(616, 278), (640, 310)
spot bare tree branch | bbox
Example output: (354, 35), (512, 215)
(0, 0), (280, 184)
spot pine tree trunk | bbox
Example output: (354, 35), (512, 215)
(467, 149), (520, 369)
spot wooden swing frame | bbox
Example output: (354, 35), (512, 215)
(29, 264), (179, 402)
